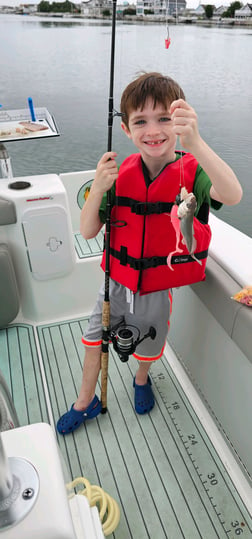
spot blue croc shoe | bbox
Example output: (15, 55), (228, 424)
(133, 376), (155, 415)
(56, 395), (102, 435)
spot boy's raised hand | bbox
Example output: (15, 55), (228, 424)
(170, 99), (201, 153)
(170, 99), (242, 206)
(80, 151), (118, 238)
(93, 151), (118, 195)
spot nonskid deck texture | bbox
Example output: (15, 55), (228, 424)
(74, 229), (104, 259)
(1, 319), (251, 539)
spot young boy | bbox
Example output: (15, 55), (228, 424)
(57, 72), (242, 434)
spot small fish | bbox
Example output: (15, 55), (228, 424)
(166, 204), (183, 270)
(167, 189), (202, 270)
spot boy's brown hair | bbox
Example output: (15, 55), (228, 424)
(120, 72), (185, 129)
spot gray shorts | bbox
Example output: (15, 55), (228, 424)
(82, 279), (172, 361)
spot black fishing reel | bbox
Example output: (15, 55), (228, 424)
(110, 324), (156, 363)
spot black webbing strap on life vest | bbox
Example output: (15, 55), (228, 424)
(115, 196), (173, 215)
(111, 246), (208, 269)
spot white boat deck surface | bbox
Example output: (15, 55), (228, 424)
(74, 229), (104, 259)
(1, 316), (251, 539)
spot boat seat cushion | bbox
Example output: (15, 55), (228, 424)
(191, 256), (252, 364)
(0, 244), (19, 327)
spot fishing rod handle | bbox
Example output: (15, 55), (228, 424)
(102, 299), (110, 328)
(101, 350), (108, 414)
(101, 299), (110, 413)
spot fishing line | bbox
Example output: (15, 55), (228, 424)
(165, 0), (171, 49)
(163, 1), (184, 197)
(178, 95), (185, 195)
(179, 146), (184, 194)
(177, 87), (185, 196)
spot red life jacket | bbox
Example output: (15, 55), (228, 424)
(101, 153), (212, 295)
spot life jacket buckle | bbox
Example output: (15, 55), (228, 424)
(131, 203), (146, 215)
(131, 256), (160, 270)
(131, 202), (163, 215)
(131, 258), (142, 270)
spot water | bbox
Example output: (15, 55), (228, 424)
(0, 14), (251, 237)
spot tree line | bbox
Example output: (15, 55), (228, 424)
(37, 1), (242, 17)
(38, 1), (80, 13)
(203, 2), (242, 19)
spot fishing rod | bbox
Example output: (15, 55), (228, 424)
(100, 0), (117, 414)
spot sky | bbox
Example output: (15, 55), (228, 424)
(0, 0), (230, 9)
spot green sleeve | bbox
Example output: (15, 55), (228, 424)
(193, 164), (222, 216)
(99, 182), (116, 224)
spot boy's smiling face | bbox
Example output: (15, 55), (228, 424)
(121, 98), (177, 175)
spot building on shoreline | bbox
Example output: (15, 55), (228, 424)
(1, 1), (252, 26)
(235, 3), (252, 19)
(136, 0), (186, 18)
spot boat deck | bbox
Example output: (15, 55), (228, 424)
(1, 317), (251, 539)
(74, 229), (104, 260)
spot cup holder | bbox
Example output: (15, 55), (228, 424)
(8, 181), (31, 190)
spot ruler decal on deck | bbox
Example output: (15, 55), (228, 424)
(152, 363), (252, 538)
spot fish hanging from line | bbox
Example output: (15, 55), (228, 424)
(167, 187), (202, 270)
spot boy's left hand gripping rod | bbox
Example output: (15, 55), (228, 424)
(100, 0), (117, 414)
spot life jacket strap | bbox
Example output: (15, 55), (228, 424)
(112, 247), (208, 269)
(115, 196), (173, 215)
